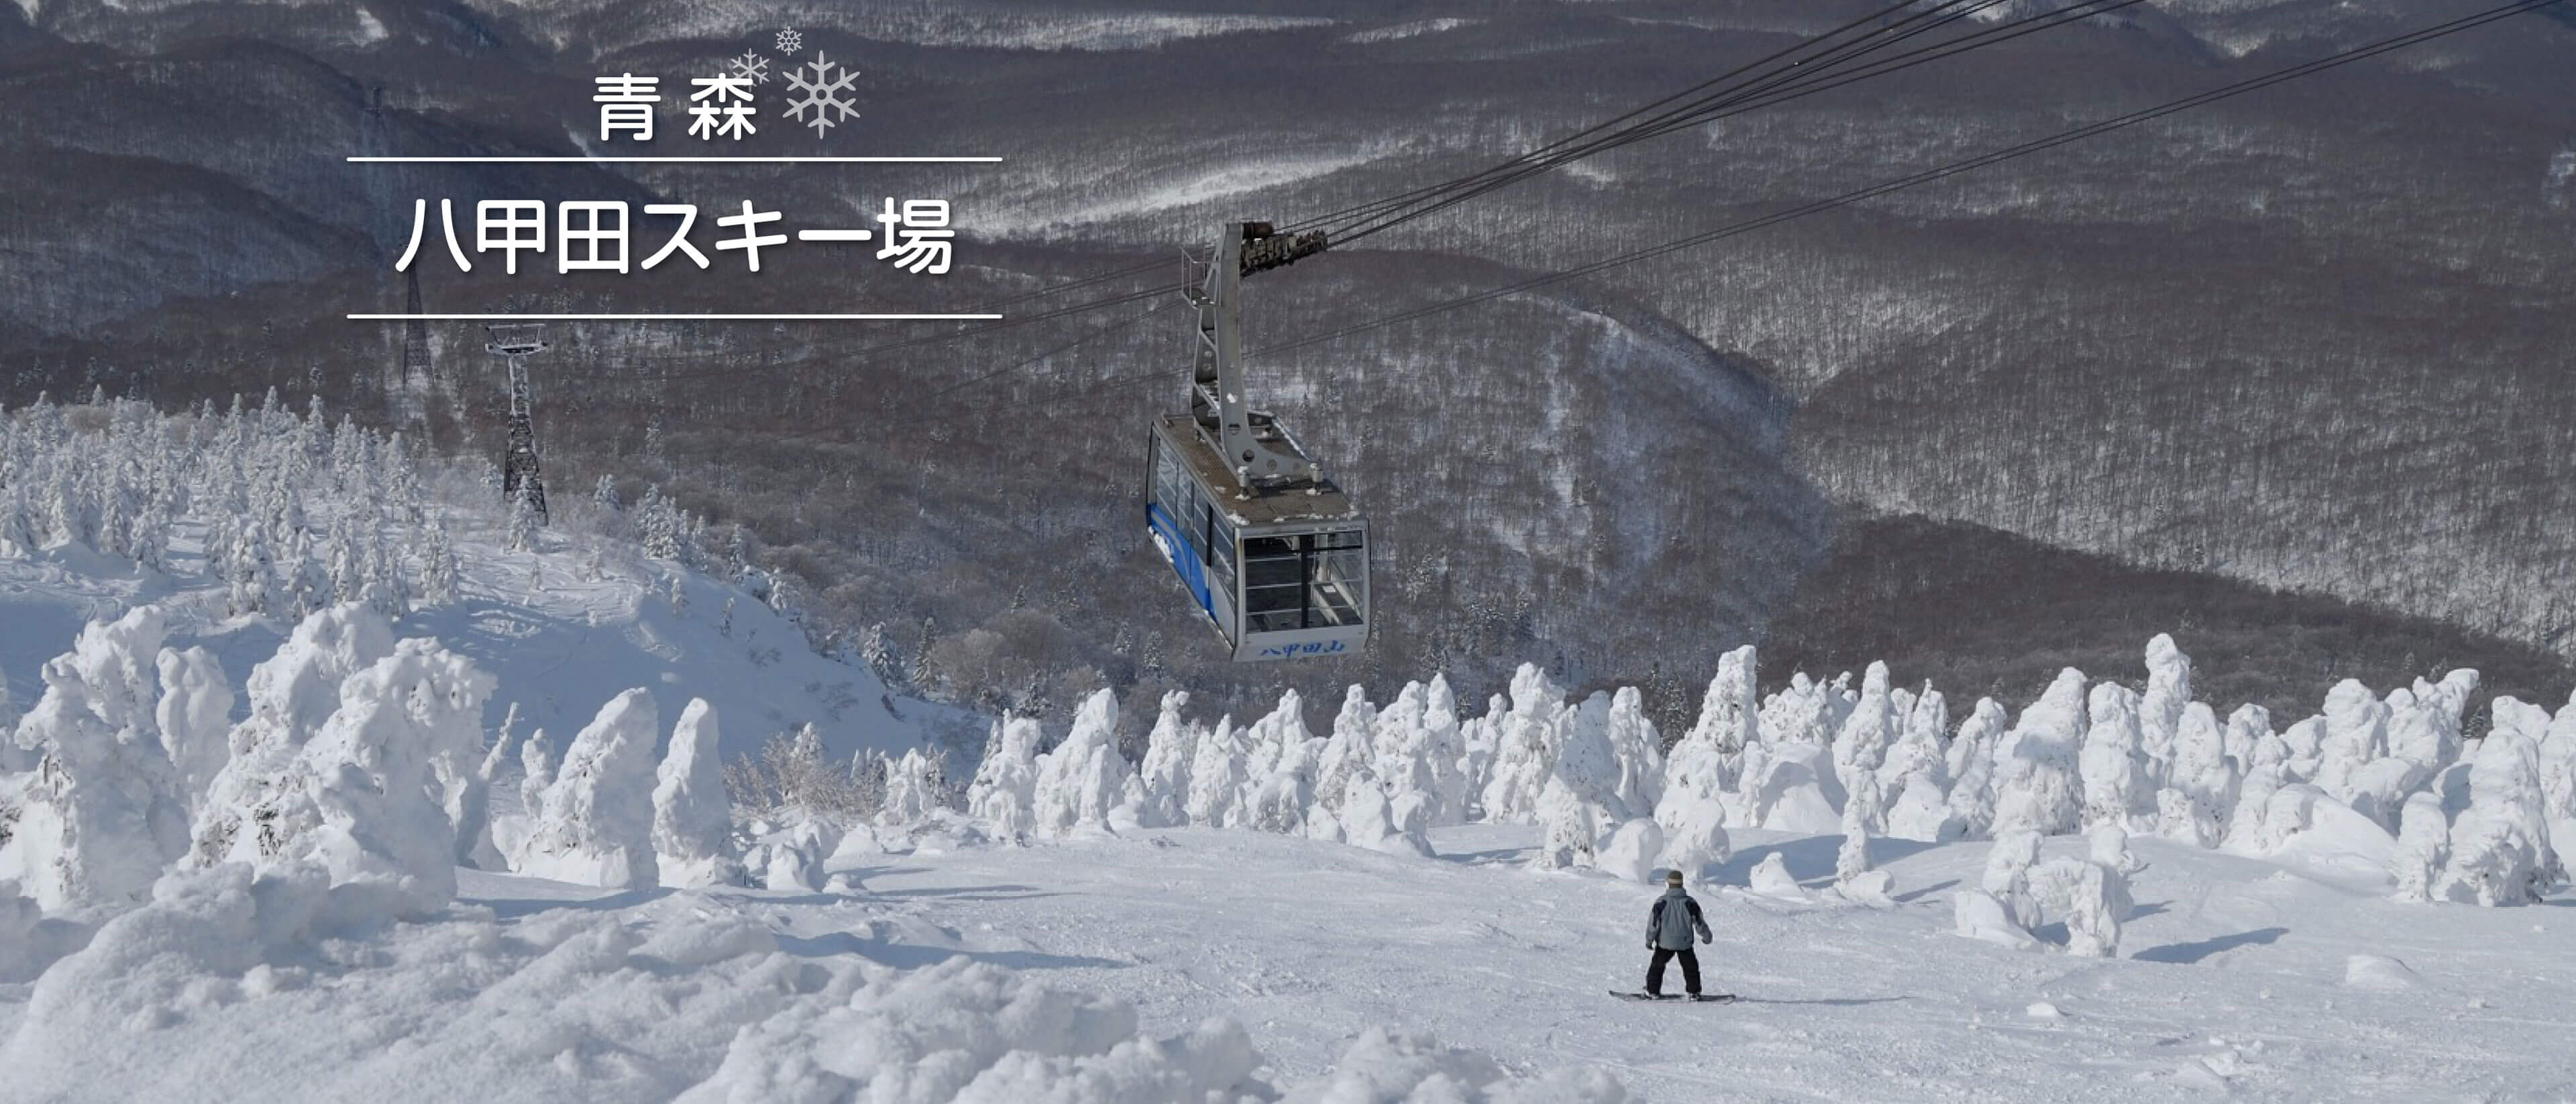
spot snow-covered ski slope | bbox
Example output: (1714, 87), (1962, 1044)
(816, 825), (2576, 1100)
(12, 822), (2567, 1101)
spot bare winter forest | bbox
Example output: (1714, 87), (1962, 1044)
(3, 0), (2571, 733)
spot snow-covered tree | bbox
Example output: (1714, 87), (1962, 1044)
(1835, 793), (1874, 889)
(1690, 646), (1760, 765)
(2438, 718), (2560, 905)
(2313, 680), (2388, 802)
(1415, 675), (1471, 826)
(1945, 698), (2009, 838)
(2157, 702), (2235, 847)
(2078, 683), (2149, 832)
(1479, 665), (1566, 824)
(2, 607), (192, 912)
(2137, 634), (2193, 790)
(1992, 669), (2087, 837)
(1032, 689), (1133, 838)
(152, 645), (233, 814)
(653, 698), (740, 887)
(1134, 691), (1196, 828)
(1881, 686), (1948, 793)
(1603, 687), (1664, 819)
(879, 748), (944, 828)
(517, 689), (663, 887)
(1308, 686), (1377, 832)
(2542, 691), (2576, 852)
(1529, 688), (1623, 869)
(1830, 662), (1898, 799)
(1657, 655), (1754, 846)
(1243, 691), (1321, 834)
(1885, 764), (1962, 843)
(1340, 765), (1436, 859)
(2392, 790), (2449, 903)
(967, 716), (1042, 842)
(1181, 716), (1248, 828)
(2222, 704), (2271, 770)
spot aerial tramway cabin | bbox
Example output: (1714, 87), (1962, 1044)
(1146, 412), (1367, 661)
(1144, 221), (1369, 661)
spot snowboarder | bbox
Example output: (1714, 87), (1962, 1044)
(1646, 869), (1713, 997)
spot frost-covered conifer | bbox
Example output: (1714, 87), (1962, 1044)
(1945, 698), (2008, 838)
(153, 646), (234, 813)
(1886, 765), (1961, 843)
(0, 480), (37, 556)
(967, 716), (1042, 842)
(654, 698), (740, 887)
(1658, 653), (1754, 841)
(518, 727), (555, 822)
(2222, 704), (2271, 776)
(1532, 775), (1606, 871)
(517, 689), (663, 887)
(2, 607), (191, 912)
(1529, 691), (1622, 869)
(1183, 717), (1248, 828)
(264, 639), (492, 913)
(1032, 689), (1132, 838)
(1831, 662), (1898, 797)
(1134, 691), (1195, 828)
(1308, 687), (1375, 829)
(2314, 680), (2387, 802)
(1835, 794), (1874, 889)
(1604, 687), (1664, 819)
(2438, 718), (2559, 905)
(2079, 683), (2149, 831)
(1882, 686), (1948, 793)
(2542, 691), (2576, 844)
(1418, 675), (1470, 826)
(2137, 634), (2193, 790)
(1342, 766), (1436, 859)
(417, 514), (460, 606)
(1479, 666), (1566, 824)
(1245, 692), (1323, 835)
(1361, 682), (1436, 825)
(1992, 670), (2088, 837)
(879, 748), (943, 829)
(2392, 791), (2449, 903)
(2157, 702), (2235, 846)
(1668, 647), (1758, 807)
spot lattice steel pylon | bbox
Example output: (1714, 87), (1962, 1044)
(486, 324), (550, 525)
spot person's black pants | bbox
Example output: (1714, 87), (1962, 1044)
(1647, 947), (1701, 995)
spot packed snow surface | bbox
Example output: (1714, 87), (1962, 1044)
(10, 823), (2569, 1101)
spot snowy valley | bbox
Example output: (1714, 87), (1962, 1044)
(2, 396), (2574, 1102)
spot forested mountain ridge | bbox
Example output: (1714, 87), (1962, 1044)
(1, 0), (2567, 723)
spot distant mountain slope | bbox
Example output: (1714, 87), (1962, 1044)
(1, 0), (2569, 716)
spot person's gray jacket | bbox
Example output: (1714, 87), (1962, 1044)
(1649, 887), (1712, 950)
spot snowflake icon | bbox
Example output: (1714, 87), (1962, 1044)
(774, 27), (802, 54)
(729, 50), (770, 84)
(782, 51), (860, 137)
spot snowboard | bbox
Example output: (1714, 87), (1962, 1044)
(1610, 991), (1734, 1003)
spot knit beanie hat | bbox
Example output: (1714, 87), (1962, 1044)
(1666, 870), (1684, 887)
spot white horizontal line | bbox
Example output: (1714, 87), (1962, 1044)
(347, 156), (1000, 163)
(348, 313), (1001, 321)
(796, 229), (874, 241)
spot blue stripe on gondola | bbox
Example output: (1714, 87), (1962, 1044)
(1146, 502), (1213, 617)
